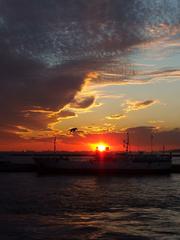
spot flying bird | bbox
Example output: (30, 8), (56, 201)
(69, 128), (78, 134)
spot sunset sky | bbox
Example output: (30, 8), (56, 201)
(0, 0), (180, 151)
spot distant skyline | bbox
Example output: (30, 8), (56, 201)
(0, 0), (180, 151)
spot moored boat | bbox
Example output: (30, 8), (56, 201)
(34, 150), (172, 175)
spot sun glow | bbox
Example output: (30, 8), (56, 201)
(90, 142), (110, 152)
(89, 142), (109, 152)
(98, 144), (106, 152)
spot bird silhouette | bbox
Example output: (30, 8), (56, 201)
(69, 128), (78, 134)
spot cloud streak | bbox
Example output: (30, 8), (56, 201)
(124, 99), (159, 112)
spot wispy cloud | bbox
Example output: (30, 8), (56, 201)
(149, 120), (165, 124)
(82, 124), (116, 134)
(144, 69), (180, 81)
(106, 113), (126, 120)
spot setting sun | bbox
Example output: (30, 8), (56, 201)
(90, 143), (110, 152)
(98, 144), (106, 152)
(96, 143), (110, 152)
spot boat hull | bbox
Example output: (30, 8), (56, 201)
(36, 167), (171, 175)
(34, 154), (172, 175)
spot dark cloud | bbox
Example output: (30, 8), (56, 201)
(70, 96), (95, 109)
(58, 109), (76, 118)
(127, 126), (180, 150)
(137, 100), (155, 106)
(0, 0), (179, 138)
(0, 53), (85, 130)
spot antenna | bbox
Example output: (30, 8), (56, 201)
(53, 137), (56, 153)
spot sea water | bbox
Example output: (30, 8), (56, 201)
(0, 173), (180, 240)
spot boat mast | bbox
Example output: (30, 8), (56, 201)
(126, 132), (129, 153)
(150, 134), (154, 153)
(162, 144), (165, 153)
(53, 137), (56, 153)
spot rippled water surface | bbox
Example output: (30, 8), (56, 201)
(0, 173), (180, 240)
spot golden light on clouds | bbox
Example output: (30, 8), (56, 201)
(84, 71), (100, 85)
